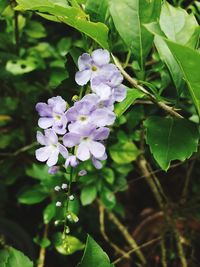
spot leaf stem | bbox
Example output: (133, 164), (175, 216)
(112, 54), (183, 119)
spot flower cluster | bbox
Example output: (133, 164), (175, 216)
(35, 49), (126, 170)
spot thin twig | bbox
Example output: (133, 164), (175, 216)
(112, 54), (183, 119)
(98, 203), (130, 259)
(161, 235), (167, 267)
(181, 160), (196, 203)
(112, 236), (162, 265)
(102, 202), (146, 265)
(37, 224), (48, 267)
(0, 142), (37, 157)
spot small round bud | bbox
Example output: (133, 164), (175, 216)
(74, 217), (79, 223)
(72, 95), (79, 102)
(78, 170), (87, 176)
(48, 166), (59, 174)
(61, 183), (68, 190)
(69, 195), (74, 201)
(67, 214), (72, 220)
(56, 201), (62, 207)
(65, 226), (70, 234)
(54, 186), (61, 192)
(54, 220), (60, 226)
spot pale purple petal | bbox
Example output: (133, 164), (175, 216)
(46, 149), (59, 167)
(78, 53), (92, 71)
(91, 109), (115, 126)
(65, 155), (78, 168)
(92, 127), (110, 140)
(48, 96), (66, 113)
(58, 143), (68, 158)
(35, 147), (51, 162)
(36, 103), (51, 117)
(38, 117), (53, 129)
(75, 70), (91, 85)
(92, 157), (103, 169)
(45, 129), (58, 145)
(74, 100), (95, 115)
(92, 84), (112, 101)
(88, 141), (105, 159)
(91, 49), (110, 66)
(48, 166), (59, 174)
(76, 142), (90, 161)
(52, 124), (67, 135)
(112, 85), (127, 102)
(36, 131), (46, 145)
(63, 132), (81, 147)
(66, 107), (79, 122)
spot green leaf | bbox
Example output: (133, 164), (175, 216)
(85, 0), (109, 23)
(18, 186), (48, 204)
(43, 203), (56, 224)
(77, 235), (113, 267)
(0, 0), (9, 14)
(109, 140), (140, 164)
(80, 184), (97, 206)
(6, 58), (38, 75)
(56, 235), (84, 255)
(101, 188), (116, 210)
(26, 164), (51, 180)
(16, 0), (109, 49)
(159, 2), (199, 47)
(115, 88), (144, 117)
(25, 21), (47, 38)
(166, 41), (200, 115)
(109, 0), (161, 68)
(144, 116), (199, 171)
(0, 247), (33, 267)
(101, 168), (115, 184)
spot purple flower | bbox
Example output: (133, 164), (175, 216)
(63, 127), (109, 161)
(78, 170), (87, 176)
(111, 84), (127, 102)
(35, 129), (68, 167)
(66, 95), (115, 133)
(36, 96), (67, 135)
(48, 166), (60, 174)
(75, 49), (110, 86)
(65, 155), (79, 168)
(91, 64), (123, 101)
(92, 153), (107, 169)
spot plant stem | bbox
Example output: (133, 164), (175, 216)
(14, 10), (19, 56)
(101, 202), (146, 265)
(161, 235), (167, 267)
(98, 203), (129, 259)
(112, 54), (183, 119)
(37, 224), (48, 267)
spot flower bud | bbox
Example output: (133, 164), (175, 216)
(72, 95), (79, 102)
(56, 201), (62, 207)
(78, 170), (87, 176)
(69, 195), (74, 201)
(61, 183), (68, 190)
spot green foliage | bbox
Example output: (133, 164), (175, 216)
(77, 235), (113, 267)
(144, 117), (199, 171)
(115, 88), (144, 117)
(109, 0), (161, 69)
(0, 247), (33, 267)
(166, 40), (200, 115)
(56, 235), (84, 255)
(80, 184), (97, 206)
(16, 0), (109, 49)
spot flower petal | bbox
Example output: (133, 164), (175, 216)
(36, 131), (46, 145)
(35, 147), (51, 162)
(88, 141), (105, 159)
(58, 143), (68, 158)
(92, 157), (103, 169)
(63, 132), (81, 147)
(36, 103), (52, 117)
(91, 49), (110, 66)
(76, 142), (90, 161)
(112, 85), (127, 102)
(46, 149), (59, 167)
(92, 127), (110, 141)
(38, 117), (53, 129)
(92, 84), (112, 101)
(75, 70), (91, 85)
(48, 96), (66, 113)
(91, 109), (115, 127)
(78, 53), (92, 71)
(44, 129), (58, 145)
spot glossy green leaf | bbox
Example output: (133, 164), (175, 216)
(85, 0), (109, 22)
(77, 235), (113, 267)
(26, 164), (51, 180)
(115, 88), (144, 117)
(43, 203), (56, 224)
(166, 41), (200, 115)
(80, 184), (97, 206)
(56, 235), (84, 255)
(101, 168), (115, 184)
(0, 247), (33, 267)
(6, 58), (38, 75)
(144, 116), (199, 171)
(18, 186), (48, 204)
(109, 0), (161, 68)
(109, 141), (140, 164)
(16, 0), (109, 49)
(101, 187), (116, 209)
